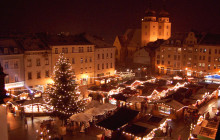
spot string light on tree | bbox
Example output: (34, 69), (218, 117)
(46, 54), (86, 122)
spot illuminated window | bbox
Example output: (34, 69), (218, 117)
(97, 64), (100, 70)
(5, 76), (9, 83)
(36, 59), (41, 66)
(45, 58), (49, 65)
(14, 48), (18, 54)
(55, 48), (58, 54)
(4, 48), (8, 54)
(214, 64), (216, 69)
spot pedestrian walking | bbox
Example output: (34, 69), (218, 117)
(24, 117), (28, 128)
(168, 126), (172, 137)
(206, 112), (210, 120)
(162, 126), (167, 136)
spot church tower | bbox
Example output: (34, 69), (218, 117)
(141, 9), (158, 47)
(157, 1), (171, 40)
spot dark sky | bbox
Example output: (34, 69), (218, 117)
(0, 0), (220, 42)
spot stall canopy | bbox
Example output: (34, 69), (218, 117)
(165, 99), (185, 111)
(97, 108), (139, 131)
(86, 100), (101, 109)
(23, 97), (45, 105)
(123, 124), (152, 138)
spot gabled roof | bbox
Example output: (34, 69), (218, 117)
(47, 33), (113, 48)
(97, 108), (139, 131)
(198, 33), (220, 45)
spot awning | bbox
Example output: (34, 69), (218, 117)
(97, 108), (139, 131)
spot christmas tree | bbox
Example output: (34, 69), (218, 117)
(47, 54), (85, 122)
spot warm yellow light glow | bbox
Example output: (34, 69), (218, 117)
(46, 78), (54, 84)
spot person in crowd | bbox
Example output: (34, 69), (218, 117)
(206, 112), (210, 120)
(168, 126), (172, 137)
(178, 135), (182, 140)
(162, 126), (167, 136)
(24, 117), (28, 128)
(80, 124), (85, 133)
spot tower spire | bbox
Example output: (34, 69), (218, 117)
(162, 0), (167, 10)
(148, 0), (152, 10)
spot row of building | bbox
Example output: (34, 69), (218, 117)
(114, 8), (220, 77)
(0, 33), (115, 94)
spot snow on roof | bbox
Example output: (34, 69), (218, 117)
(165, 99), (185, 110)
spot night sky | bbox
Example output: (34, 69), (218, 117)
(0, 0), (220, 42)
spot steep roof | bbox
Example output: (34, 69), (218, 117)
(47, 33), (113, 48)
(198, 33), (220, 45)
(21, 37), (50, 51)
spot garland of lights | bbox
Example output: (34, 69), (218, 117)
(45, 54), (86, 119)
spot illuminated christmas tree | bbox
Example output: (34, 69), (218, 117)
(48, 54), (85, 122)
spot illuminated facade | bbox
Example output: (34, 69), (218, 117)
(51, 44), (95, 85)
(155, 32), (220, 77)
(24, 50), (52, 91)
(50, 33), (115, 85)
(0, 39), (24, 93)
(141, 9), (171, 47)
(94, 47), (115, 78)
(114, 9), (171, 63)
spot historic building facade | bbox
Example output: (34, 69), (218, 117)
(0, 39), (24, 94)
(155, 32), (220, 77)
(114, 8), (171, 63)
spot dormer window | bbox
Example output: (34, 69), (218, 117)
(4, 48), (8, 54)
(14, 48), (18, 54)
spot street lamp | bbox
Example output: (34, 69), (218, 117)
(30, 90), (34, 123)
